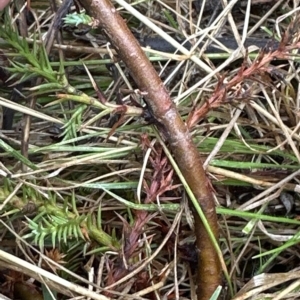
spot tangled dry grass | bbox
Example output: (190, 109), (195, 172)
(1, 0), (300, 299)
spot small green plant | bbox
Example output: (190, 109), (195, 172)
(63, 12), (98, 28)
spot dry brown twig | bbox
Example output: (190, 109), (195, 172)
(187, 27), (300, 127)
(77, 0), (222, 299)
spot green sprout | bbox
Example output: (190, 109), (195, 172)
(63, 12), (99, 28)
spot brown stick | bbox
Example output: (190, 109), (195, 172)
(0, 0), (10, 10)
(78, 0), (221, 298)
